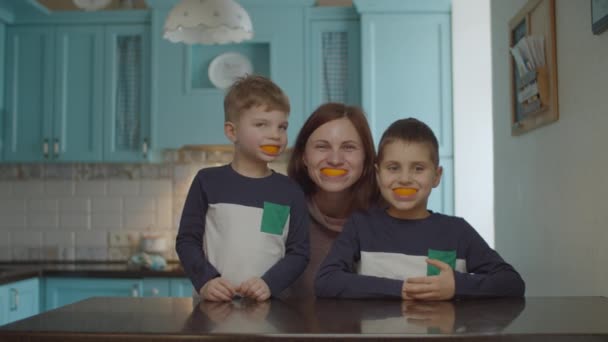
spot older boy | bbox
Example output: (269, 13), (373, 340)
(177, 75), (309, 302)
(315, 118), (524, 300)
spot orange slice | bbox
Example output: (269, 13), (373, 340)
(393, 188), (417, 196)
(260, 145), (280, 154)
(321, 168), (347, 177)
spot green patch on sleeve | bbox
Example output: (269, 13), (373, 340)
(427, 249), (457, 276)
(260, 202), (290, 235)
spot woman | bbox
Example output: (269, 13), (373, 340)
(287, 102), (378, 299)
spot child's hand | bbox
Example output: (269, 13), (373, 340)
(402, 259), (455, 301)
(237, 277), (271, 302)
(401, 301), (456, 333)
(200, 277), (237, 302)
(198, 301), (234, 323)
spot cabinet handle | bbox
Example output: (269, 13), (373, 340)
(142, 138), (148, 159)
(43, 139), (49, 159)
(53, 138), (60, 158)
(9, 288), (19, 311)
(131, 284), (140, 297)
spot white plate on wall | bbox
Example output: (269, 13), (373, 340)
(208, 52), (254, 89)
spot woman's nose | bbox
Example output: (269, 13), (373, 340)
(326, 149), (344, 165)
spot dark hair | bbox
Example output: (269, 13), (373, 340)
(224, 74), (290, 122)
(288, 103), (378, 212)
(377, 118), (440, 166)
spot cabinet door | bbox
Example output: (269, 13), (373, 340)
(0, 285), (7, 326)
(44, 277), (142, 311)
(142, 278), (170, 297)
(170, 278), (194, 298)
(309, 19), (361, 113)
(4, 26), (54, 162)
(6, 278), (40, 324)
(359, 13), (453, 215)
(53, 25), (104, 162)
(103, 25), (150, 162)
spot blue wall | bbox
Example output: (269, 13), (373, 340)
(147, 0), (315, 149)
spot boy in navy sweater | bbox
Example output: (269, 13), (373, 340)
(315, 118), (524, 300)
(176, 75), (309, 302)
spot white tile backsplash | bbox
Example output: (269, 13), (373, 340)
(108, 180), (140, 196)
(12, 231), (43, 246)
(27, 213), (59, 230)
(0, 199), (26, 213)
(91, 197), (123, 213)
(76, 181), (107, 196)
(1, 215), (26, 229)
(60, 198), (91, 213)
(12, 181), (44, 197)
(140, 180), (172, 196)
(0, 152), (285, 261)
(124, 197), (157, 213)
(75, 231), (108, 248)
(45, 181), (75, 196)
(91, 213), (122, 230)
(28, 199), (59, 212)
(43, 231), (75, 247)
(0, 182), (13, 197)
(0, 231), (10, 246)
(59, 214), (91, 230)
(124, 213), (156, 230)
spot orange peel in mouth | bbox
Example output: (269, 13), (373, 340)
(393, 188), (417, 196)
(260, 145), (280, 154)
(321, 168), (347, 177)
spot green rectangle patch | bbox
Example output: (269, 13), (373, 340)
(260, 202), (290, 235)
(427, 249), (457, 276)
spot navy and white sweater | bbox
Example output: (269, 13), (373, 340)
(315, 207), (525, 299)
(176, 165), (310, 296)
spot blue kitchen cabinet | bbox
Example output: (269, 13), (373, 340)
(3, 20), (150, 163)
(0, 278), (40, 326)
(4, 25), (104, 162)
(354, 0), (454, 215)
(170, 278), (193, 298)
(44, 277), (142, 311)
(0, 21), (5, 161)
(142, 278), (192, 297)
(307, 8), (361, 114)
(0, 283), (6, 326)
(142, 278), (171, 297)
(103, 24), (151, 162)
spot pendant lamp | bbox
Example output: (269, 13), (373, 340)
(164, 0), (254, 45)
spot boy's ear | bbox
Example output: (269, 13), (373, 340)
(224, 121), (237, 143)
(432, 166), (443, 188)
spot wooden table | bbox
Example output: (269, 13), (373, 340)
(1, 297), (608, 341)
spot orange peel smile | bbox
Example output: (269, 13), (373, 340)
(393, 188), (417, 196)
(321, 168), (347, 177)
(260, 145), (280, 154)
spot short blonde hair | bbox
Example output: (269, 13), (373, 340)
(223, 74), (290, 122)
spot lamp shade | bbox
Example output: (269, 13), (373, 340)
(164, 0), (254, 45)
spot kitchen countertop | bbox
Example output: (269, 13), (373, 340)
(0, 262), (185, 285)
(2, 296), (608, 341)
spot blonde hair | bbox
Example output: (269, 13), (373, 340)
(223, 74), (290, 122)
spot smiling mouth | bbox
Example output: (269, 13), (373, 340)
(260, 145), (280, 155)
(393, 188), (417, 196)
(321, 168), (347, 177)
